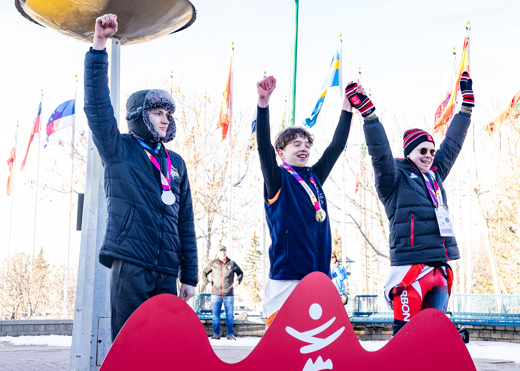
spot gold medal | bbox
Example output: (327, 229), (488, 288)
(316, 209), (326, 223)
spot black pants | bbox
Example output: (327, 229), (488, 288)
(110, 259), (178, 341)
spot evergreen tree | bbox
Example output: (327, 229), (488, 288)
(31, 247), (50, 317)
(242, 232), (263, 308)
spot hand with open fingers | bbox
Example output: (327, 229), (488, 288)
(257, 76), (277, 108)
(460, 71), (474, 107)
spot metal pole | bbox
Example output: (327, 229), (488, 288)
(32, 92), (44, 263)
(338, 35), (347, 268)
(465, 21), (472, 294)
(63, 77), (78, 319)
(7, 122), (20, 258)
(203, 92), (209, 267)
(70, 38), (119, 370)
(227, 43), (234, 255)
(288, 0), (299, 127)
(338, 35), (343, 98)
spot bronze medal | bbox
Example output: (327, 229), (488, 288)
(316, 209), (326, 223)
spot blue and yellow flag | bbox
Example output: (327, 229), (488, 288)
(304, 49), (340, 127)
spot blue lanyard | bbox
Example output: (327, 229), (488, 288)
(134, 135), (162, 154)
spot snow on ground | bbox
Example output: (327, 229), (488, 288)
(2, 336), (519, 363)
(1, 335), (72, 347)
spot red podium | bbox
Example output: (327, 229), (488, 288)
(100, 272), (476, 370)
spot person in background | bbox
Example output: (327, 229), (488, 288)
(330, 252), (349, 305)
(202, 246), (243, 340)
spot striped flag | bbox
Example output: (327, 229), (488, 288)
(45, 99), (75, 147)
(304, 48), (340, 127)
(434, 35), (469, 134)
(485, 90), (520, 135)
(20, 101), (42, 171)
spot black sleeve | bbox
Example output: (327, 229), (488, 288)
(234, 262), (244, 284)
(177, 158), (199, 287)
(256, 106), (282, 199)
(311, 110), (353, 184)
(432, 112), (471, 182)
(84, 48), (127, 164)
(201, 263), (212, 287)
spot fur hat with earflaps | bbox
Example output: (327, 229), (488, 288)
(125, 89), (177, 143)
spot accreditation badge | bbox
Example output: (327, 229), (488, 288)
(434, 206), (455, 237)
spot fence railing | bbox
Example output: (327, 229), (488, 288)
(191, 293), (520, 326)
(348, 294), (520, 326)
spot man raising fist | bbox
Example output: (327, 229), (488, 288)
(84, 14), (198, 341)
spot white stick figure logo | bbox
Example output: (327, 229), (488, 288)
(285, 303), (345, 370)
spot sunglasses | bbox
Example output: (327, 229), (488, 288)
(418, 148), (436, 156)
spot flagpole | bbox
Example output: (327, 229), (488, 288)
(288, 0), (299, 127)
(465, 21), (472, 295)
(31, 91), (44, 264)
(357, 66), (363, 294)
(338, 34), (348, 268)
(338, 34), (343, 99)
(7, 122), (20, 258)
(227, 42), (234, 255)
(63, 76), (78, 319)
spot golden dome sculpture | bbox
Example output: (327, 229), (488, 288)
(15, 0), (196, 45)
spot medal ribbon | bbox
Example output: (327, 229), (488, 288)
(422, 171), (443, 207)
(282, 162), (323, 212)
(134, 136), (172, 192)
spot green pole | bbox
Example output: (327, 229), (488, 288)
(289, 0), (299, 127)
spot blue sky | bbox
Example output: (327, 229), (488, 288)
(1, 0), (519, 264)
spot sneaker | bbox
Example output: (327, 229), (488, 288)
(210, 334), (220, 340)
(226, 335), (237, 340)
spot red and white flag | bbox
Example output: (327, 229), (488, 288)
(20, 101), (42, 171)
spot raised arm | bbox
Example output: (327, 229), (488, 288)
(84, 14), (126, 163)
(433, 72), (474, 181)
(311, 84), (354, 184)
(351, 83), (398, 200)
(256, 76), (282, 200)
(93, 14), (118, 51)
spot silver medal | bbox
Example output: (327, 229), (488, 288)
(161, 190), (176, 205)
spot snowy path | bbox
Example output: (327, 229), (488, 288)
(1, 335), (519, 365)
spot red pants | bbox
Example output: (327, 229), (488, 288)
(392, 268), (449, 334)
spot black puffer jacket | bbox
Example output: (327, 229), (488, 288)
(363, 112), (471, 266)
(84, 48), (198, 285)
(202, 259), (243, 296)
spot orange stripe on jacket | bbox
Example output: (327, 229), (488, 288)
(267, 189), (281, 205)
(265, 310), (279, 329)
